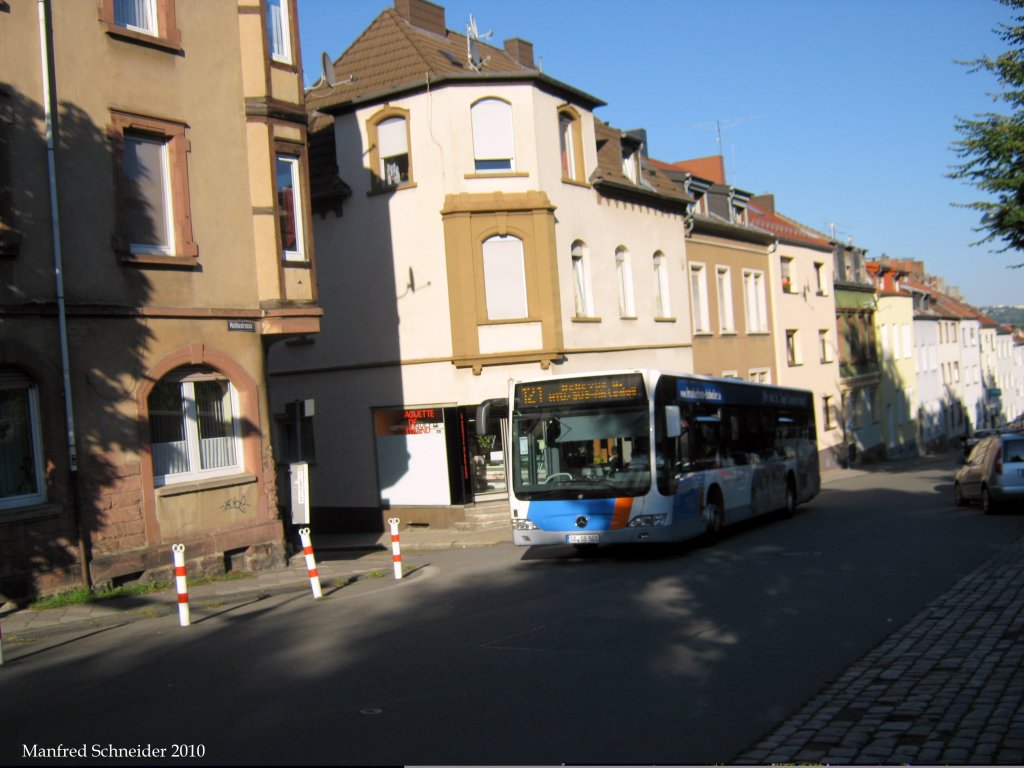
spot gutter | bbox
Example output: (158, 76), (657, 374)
(37, 0), (89, 588)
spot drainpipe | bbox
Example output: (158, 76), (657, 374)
(37, 0), (88, 588)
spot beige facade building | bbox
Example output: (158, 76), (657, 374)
(0, 0), (318, 598)
(750, 196), (845, 471)
(268, 0), (695, 530)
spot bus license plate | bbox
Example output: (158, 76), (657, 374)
(567, 534), (599, 544)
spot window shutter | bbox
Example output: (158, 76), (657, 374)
(482, 236), (527, 320)
(471, 100), (514, 162)
(377, 117), (407, 158)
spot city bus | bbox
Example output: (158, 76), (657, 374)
(507, 369), (819, 547)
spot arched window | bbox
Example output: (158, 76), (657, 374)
(558, 107), (586, 184)
(367, 108), (412, 189)
(571, 240), (591, 317)
(615, 246), (635, 318)
(653, 250), (671, 318)
(471, 98), (515, 172)
(0, 369), (44, 510)
(481, 235), (527, 320)
(148, 368), (242, 485)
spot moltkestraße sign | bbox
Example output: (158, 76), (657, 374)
(227, 320), (256, 332)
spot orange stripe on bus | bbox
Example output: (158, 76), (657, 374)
(611, 497), (634, 529)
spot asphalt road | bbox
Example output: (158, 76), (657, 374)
(5, 456), (1024, 765)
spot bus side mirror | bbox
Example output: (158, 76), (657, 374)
(546, 419), (561, 443)
(665, 405), (682, 438)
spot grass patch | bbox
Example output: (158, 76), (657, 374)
(189, 571), (254, 586)
(30, 582), (170, 610)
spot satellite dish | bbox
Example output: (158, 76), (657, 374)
(465, 13), (491, 71)
(321, 51), (338, 87)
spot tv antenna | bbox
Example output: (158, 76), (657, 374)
(466, 14), (491, 71)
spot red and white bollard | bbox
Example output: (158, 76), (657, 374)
(388, 517), (403, 580)
(298, 527), (322, 599)
(172, 543), (190, 627)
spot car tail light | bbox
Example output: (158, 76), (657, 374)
(995, 445), (1003, 475)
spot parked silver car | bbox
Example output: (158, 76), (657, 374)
(955, 433), (1024, 513)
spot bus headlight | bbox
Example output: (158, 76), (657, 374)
(627, 514), (669, 528)
(512, 518), (539, 531)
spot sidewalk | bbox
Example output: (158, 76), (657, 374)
(0, 524), (509, 645)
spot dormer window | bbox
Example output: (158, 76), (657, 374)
(731, 201), (747, 225)
(622, 146), (639, 184)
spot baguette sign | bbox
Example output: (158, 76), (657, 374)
(375, 407), (444, 436)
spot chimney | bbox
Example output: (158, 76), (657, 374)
(751, 194), (775, 214)
(504, 37), (534, 68)
(394, 0), (446, 37)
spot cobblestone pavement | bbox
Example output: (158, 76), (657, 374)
(735, 532), (1024, 765)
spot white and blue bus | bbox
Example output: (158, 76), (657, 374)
(508, 369), (819, 548)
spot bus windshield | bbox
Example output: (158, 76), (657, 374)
(511, 402), (651, 500)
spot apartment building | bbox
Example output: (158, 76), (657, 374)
(267, 0), (694, 530)
(833, 241), (883, 463)
(750, 196), (844, 471)
(868, 259), (919, 458)
(0, 0), (318, 598)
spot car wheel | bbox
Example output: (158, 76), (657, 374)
(955, 482), (967, 507)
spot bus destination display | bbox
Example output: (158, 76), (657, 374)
(517, 374), (645, 408)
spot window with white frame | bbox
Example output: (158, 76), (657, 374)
(148, 371), (242, 486)
(111, 111), (196, 262)
(742, 269), (768, 332)
(377, 116), (410, 186)
(819, 329), (833, 363)
(615, 247), (635, 318)
(653, 251), (671, 318)
(781, 257), (794, 293)
(276, 154), (305, 261)
(814, 261), (828, 295)
(115, 0), (158, 35)
(471, 98), (515, 172)
(266, 0), (292, 64)
(716, 266), (734, 332)
(822, 395), (834, 430)
(123, 133), (174, 255)
(482, 235), (528, 320)
(559, 110), (582, 182)
(749, 368), (770, 384)
(786, 329), (801, 366)
(689, 263), (710, 333)
(0, 370), (45, 511)
(571, 240), (592, 317)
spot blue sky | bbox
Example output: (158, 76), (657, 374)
(297, 0), (1023, 307)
